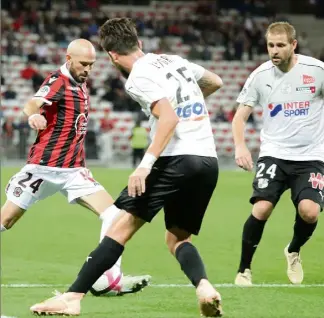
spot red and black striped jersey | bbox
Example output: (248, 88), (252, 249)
(27, 64), (90, 168)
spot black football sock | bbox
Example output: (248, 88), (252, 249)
(238, 214), (267, 273)
(175, 242), (207, 287)
(288, 213), (318, 253)
(67, 236), (124, 294)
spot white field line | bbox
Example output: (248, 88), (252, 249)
(1, 283), (324, 288)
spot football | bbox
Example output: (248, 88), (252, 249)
(90, 269), (123, 296)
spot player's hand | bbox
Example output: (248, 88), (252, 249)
(128, 167), (151, 197)
(235, 144), (254, 171)
(28, 114), (47, 130)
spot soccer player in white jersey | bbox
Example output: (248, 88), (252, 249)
(232, 22), (324, 286)
(30, 18), (224, 317)
(1, 39), (150, 296)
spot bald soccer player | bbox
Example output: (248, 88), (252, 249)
(1, 39), (151, 295)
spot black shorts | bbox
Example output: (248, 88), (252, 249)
(114, 155), (218, 235)
(250, 156), (324, 209)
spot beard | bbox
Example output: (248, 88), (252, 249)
(115, 64), (130, 79)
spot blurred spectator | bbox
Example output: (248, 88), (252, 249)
(3, 85), (17, 100)
(35, 38), (49, 64)
(99, 112), (114, 164)
(16, 116), (30, 159)
(188, 46), (201, 60)
(2, 117), (15, 158)
(182, 25), (199, 45)
(130, 120), (149, 167)
(80, 25), (91, 40)
(85, 117), (99, 159)
(27, 48), (38, 63)
(20, 63), (38, 80)
(201, 45), (212, 61)
(32, 72), (45, 93)
(158, 37), (172, 53)
(227, 106), (237, 122)
(233, 29), (246, 61)
(88, 19), (99, 36)
(213, 106), (228, 123)
(297, 32), (312, 56)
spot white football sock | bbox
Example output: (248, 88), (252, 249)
(99, 205), (122, 273)
(1, 224), (7, 232)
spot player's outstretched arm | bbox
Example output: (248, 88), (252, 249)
(23, 99), (47, 130)
(232, 104), (254, 171)
(197, 69), (223, 98)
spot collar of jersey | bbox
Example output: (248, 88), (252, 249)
(60, 63), (82, 86)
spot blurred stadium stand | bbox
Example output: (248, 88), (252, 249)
(1, 0), (324, 165)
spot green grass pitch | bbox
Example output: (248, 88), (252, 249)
(1, 167), (324, 317)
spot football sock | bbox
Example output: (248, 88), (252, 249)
(238, 214), (267, 273)
(99, 205), (122, 273)
(67, 236), (124, 294)
(175, 242), (207, 287)
(288, 213), (318, 253)
(99, 205), (121, 242)
(1, 224), (7, 232)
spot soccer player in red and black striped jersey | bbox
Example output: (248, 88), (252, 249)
(1, 39), (150, 295)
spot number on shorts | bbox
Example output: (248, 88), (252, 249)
(18, 172), (44, 193)
(256, 163), (277, 179)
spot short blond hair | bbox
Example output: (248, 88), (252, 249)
(265, 22), (296, 43)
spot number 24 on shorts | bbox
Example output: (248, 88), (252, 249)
(18, 172), (44, 194)
(256, 163), (277, 179)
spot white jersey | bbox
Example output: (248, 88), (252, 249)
(237, 54), (324, 162)
(125, 53), (217, 157)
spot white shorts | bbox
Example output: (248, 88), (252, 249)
(5, 164), (105, 210)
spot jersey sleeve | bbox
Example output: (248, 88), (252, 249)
(126, 76), (166, 113)
(188, 62), (205, 81)
(236, 72), (260, 107)
(32, 75), (64, 105)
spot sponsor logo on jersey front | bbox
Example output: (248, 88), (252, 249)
(75, 113), (88, 135)
(268, 101), (310, 117)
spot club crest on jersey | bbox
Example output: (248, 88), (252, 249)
(268, 101), (310, 117)
(302, 74), (315, 84)
(280, 82), (292, 94)
(258, 178), (269, 189)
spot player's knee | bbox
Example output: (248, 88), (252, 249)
(165, 228), (191, 255)
(252, 200), (274, 220)
(298, 200), (320, 223)
(1, 202), (25, 229)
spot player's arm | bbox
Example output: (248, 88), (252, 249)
(232, 104), (253, 148)
(25, 75), (64, 130)
(233, 73), (259, 171)
(232, 104), (254, 171)
(146, 98), (179, 158)
(196, 69), (223, 98)
(23, 98), (47, 130)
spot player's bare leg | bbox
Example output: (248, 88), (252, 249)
(166, 228), (222, 317)
(1, 200), (26, 231)
(77, 191), (151, 295)
(30, 211), (145, 315)
(235, 200), (273, 286)
(285, 199), (320, 284)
